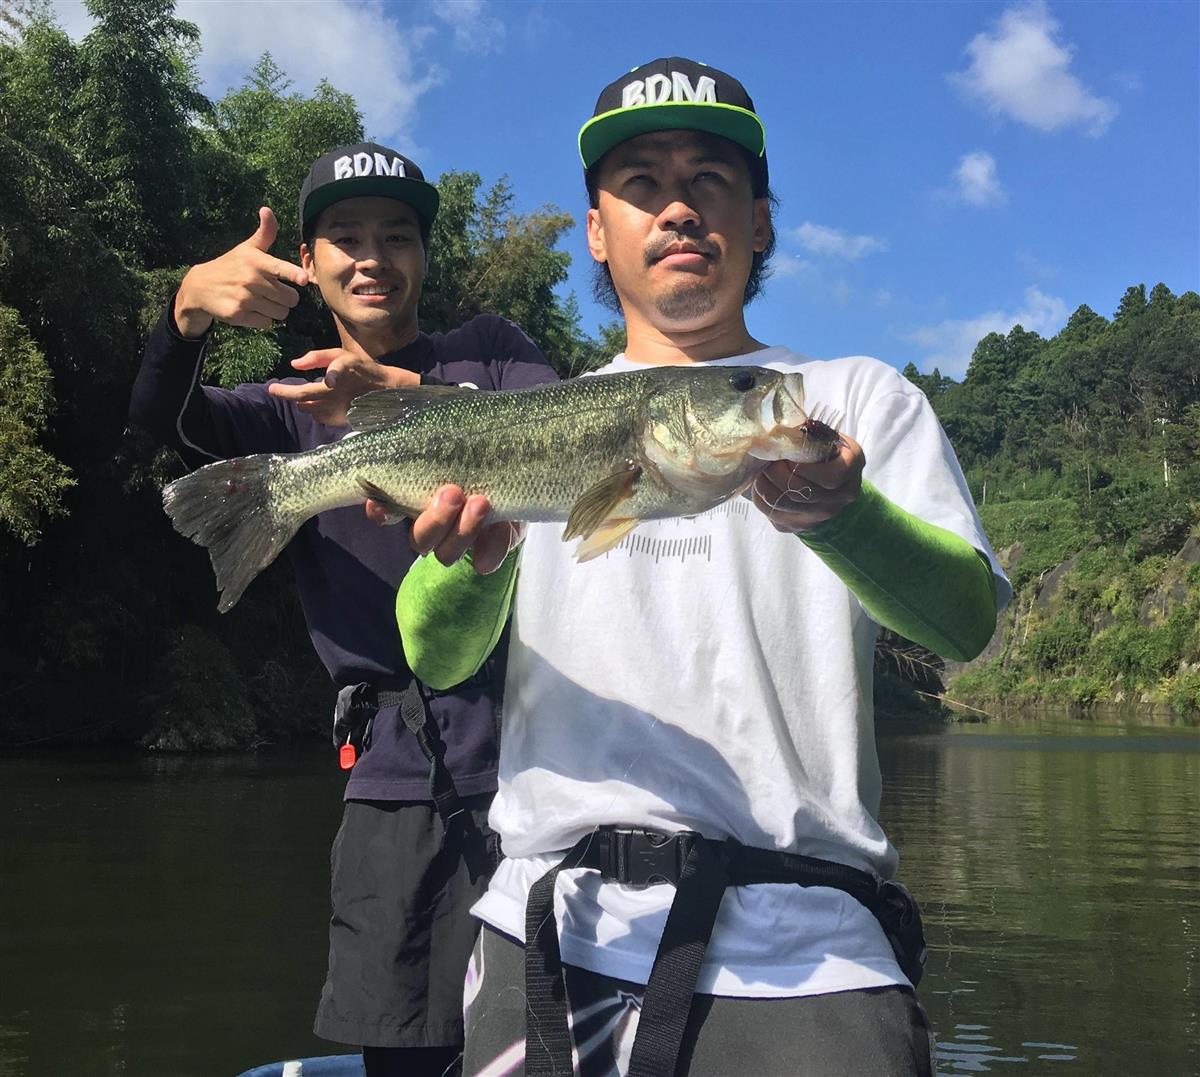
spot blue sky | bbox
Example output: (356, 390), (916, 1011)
(55, 0), (1199, 377)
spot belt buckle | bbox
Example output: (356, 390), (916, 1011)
(611, 828), (696, 887)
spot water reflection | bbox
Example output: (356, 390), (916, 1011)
(1, 720), (1197, 1076)
(879, 719), (1200, 1076)
(933, 1017), (1080, 1070)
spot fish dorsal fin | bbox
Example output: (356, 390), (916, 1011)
(574, 517), (640, 561)
(347, 385), (472, 433)
(562, 463), (642, 542)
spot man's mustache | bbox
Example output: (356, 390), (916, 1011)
(643, 237), (719, 268)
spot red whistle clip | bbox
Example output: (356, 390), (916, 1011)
(339, 743), (357, 770)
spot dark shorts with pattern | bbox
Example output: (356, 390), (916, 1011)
(463, 925), (937, 1077)
(313, 796), (495, 1050)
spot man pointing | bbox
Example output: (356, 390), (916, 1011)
(130, 142), (556, 1076)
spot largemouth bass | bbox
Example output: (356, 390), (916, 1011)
(163, 365), (840, 611)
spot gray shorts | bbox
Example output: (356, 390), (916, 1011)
(313, 796), (495, 1050)
(463, 925), (936, 1076)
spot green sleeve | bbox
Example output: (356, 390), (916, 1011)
(798, 481), (997, 662)
(396, 550), (519, 691)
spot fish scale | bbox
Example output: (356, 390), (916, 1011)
(162, 365), (839, 611)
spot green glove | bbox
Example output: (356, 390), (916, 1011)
(396, 549), (519, 690)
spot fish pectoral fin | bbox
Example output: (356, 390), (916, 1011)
(358, 480), (409, 525)
(573, 517), (640, 562)
(562, 464), (642, 542)
(347, 385), (472, 433)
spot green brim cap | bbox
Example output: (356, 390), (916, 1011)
(579, 57), (768, 191)
(299, 143), (440, 234)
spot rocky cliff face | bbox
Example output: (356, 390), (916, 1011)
(943, 531), (1200, 720)
(1139, 536), (1200, 626)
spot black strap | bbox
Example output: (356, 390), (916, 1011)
(395, 680), (498, 883)
(625, 838), (730, 1077)
(524, 829), (923, 1077)
(398, 680), (465, 825)
(524, 835), (732, 1077)
(524, 835), (596, 1076)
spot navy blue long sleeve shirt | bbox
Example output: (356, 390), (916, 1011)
(130, 300), (557, 799)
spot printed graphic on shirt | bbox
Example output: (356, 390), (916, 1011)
(600, 497), (752, 565)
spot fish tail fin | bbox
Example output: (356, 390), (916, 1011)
(162, 454), (303, 612)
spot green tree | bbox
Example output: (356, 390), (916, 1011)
(0, 305), (74, 543)
(0, 4), (611, 749)
(421, 171), (583, 372)
(210, 53), (364, 257)
(72, 0), (211, 266)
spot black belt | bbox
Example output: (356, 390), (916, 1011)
(524, 827), (926, 1077)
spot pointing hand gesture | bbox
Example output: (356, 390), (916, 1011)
(174, 207), (310, 338)
(268, 348), (421, 427)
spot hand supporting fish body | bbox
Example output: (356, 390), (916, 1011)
(162, 365), (841, 611)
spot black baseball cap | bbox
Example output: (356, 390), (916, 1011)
(579, 58), (768, 194)
(298, 142), (440, 236)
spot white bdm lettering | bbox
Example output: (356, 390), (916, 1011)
(644, 73), (671, 103)
(375, 153), (405, 177)
(621, 72), (718, 109)
(674, 72), (715, 102)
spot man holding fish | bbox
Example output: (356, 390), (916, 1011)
(395, 58), (1012, 1076)
(130, 143), (557, 1076)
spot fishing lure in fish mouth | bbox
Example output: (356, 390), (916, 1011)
(162, 365), (842, 611)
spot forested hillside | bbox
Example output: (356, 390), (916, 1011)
(2, 3), (1194, 750)
(0, 1), (613, 749)
(904, 285), (1200, 719)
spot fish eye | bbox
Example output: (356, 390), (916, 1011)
(729, 370), (756, 392)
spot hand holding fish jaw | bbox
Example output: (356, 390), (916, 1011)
(174, 208), (309, 338)
(365, 485), (522, 575)
(268, 349), (420, 426)
(749, 432), (865, 533)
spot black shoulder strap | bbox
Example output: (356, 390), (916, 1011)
(624, 839), (730, 1077)
(524, 836), (731, 1077)
(398, 679), (498, 883)
(399, 680), (463, 824)
(524, 836), (594, 1077)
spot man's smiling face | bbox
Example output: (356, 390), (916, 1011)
(302, 196), (426, 341)
(586, 130), (771, 330)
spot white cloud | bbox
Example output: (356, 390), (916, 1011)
(432, 0), (505, 53)
(950, 1), (1117, 136)
(1016, 249), (1059, 279)
(952, 151), (1007, 207)
(771, 257), (854, 306)
(771, 256), (815, 279)
(906, 286), (1068, 377)
(50, 0), (501, 147)
(177, 1), (441, 146)
(791, 222), (888, 260)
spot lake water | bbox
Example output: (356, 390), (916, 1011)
(1, 719), (1197, 1076)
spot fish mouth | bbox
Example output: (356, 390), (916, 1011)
(750, 374), (840, 462)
